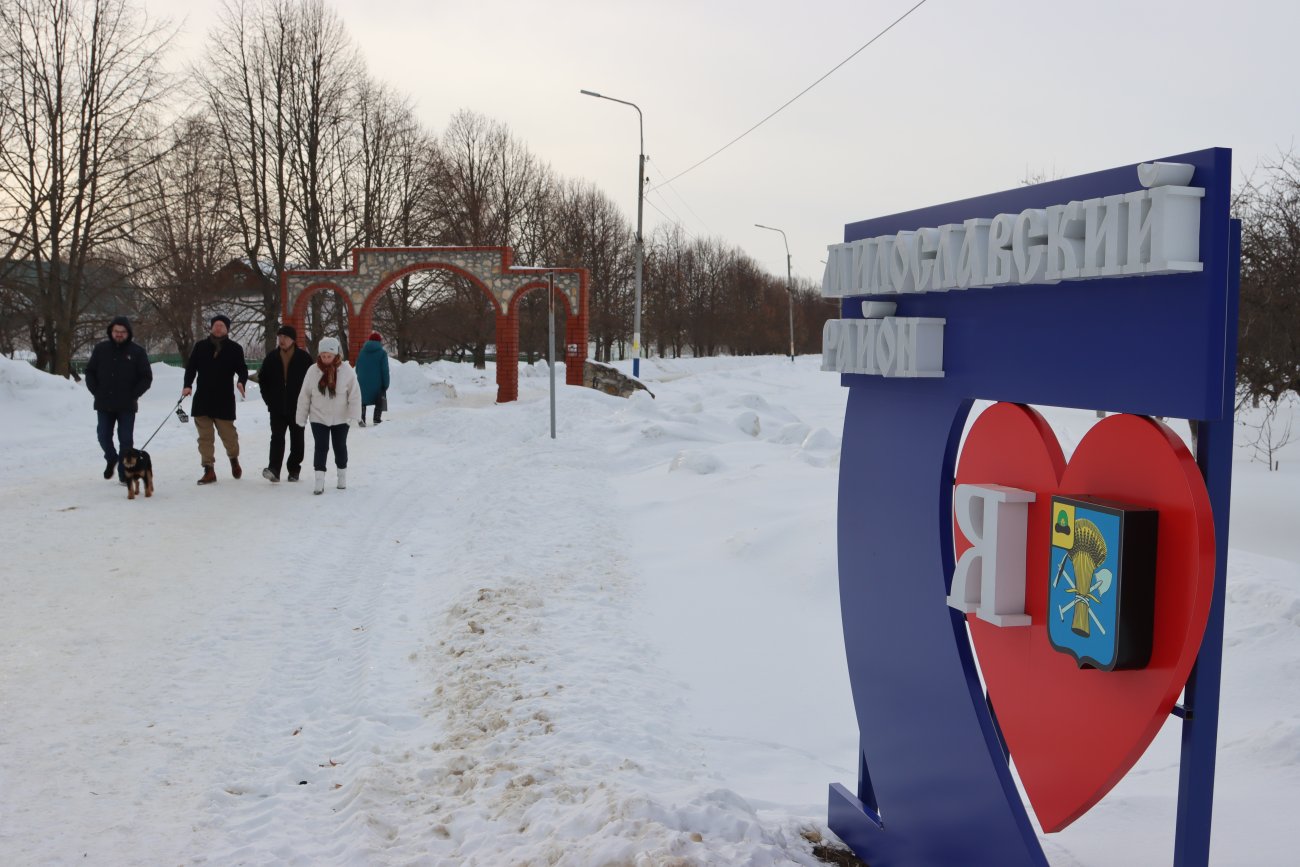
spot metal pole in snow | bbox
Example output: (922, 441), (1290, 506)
(756, 223), (795, 361)
(549, 271), (556, 439)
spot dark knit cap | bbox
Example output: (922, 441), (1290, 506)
(277, 324), (297, 340)
(210, 314), (232, 329)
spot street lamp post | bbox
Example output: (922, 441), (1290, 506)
(580, 88), (645, 378)
(755, 224), (795, 362)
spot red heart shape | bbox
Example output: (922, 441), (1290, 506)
(955, 403), (1216, 832)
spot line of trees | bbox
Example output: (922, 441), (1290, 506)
(0, 0), (173, 374)
(1233, 152), (1300, 469)
(0, 0), (833, 376)
(1236, 151), (1300, 405)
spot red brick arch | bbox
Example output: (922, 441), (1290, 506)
(288, 281), (355, 323)
(281, 247), (588, 403)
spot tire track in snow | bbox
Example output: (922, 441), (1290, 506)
(184, 457), (450, 864)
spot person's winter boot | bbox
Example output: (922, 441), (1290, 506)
(313, 470), (326, 495)
(358, 419), (367, 427)
(287, 471), (300, 482)
(230, 457), (243, 479)
(337, 468), (347, 490)
(262, 468), (279, 483)
(197, 465), (217, 485)
(104, 458), (116, 480)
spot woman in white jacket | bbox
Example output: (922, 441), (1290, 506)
(295, 336), (362, 494)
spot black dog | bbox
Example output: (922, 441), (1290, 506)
(119, 448), (154, 500)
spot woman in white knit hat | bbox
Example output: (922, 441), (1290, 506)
(295, 336), (361, 494)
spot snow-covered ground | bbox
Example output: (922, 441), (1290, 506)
(0, 353), (1294, 866)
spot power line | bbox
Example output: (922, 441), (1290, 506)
(648, 0), (931, 192)
(644, 190), (694, 237)
(643, 196), (698, 242)
(648, 160), (714, 237)
(638, 161), (693, 232)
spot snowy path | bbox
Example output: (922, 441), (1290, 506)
(1, 362), (833, 866)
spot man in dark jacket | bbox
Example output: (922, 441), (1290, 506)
(85, 315), (153, 482)
(182, 314), (249, 485)
(258, 324), (312, 482)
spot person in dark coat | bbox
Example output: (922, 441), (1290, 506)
(84, 315), (153, 482)
(182, 314), (249, 485)
(355, 331), (391, 426)
(258, 324), (313, 483)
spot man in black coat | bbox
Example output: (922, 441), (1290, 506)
(85, 315), (153, 482)
(182, 314), (249, 485)
(258, 324), (313, 483)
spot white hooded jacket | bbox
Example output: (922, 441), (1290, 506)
(296, 361), (362, 427)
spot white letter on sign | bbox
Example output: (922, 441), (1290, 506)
(947, 484), (1035, 627)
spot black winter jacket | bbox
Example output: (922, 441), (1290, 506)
(259, 346), (313, 418)
(85, 316), (152, 412)
(184, 336), (249, 420)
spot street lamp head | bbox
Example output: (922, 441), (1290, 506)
(579, 89), (643, 129)
(755, 223), (790, 252)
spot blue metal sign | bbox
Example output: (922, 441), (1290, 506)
(826, 148), (1237, 866)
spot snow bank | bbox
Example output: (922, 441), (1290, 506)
(0, 353), (82, 415)
(387, 357), (458, 401)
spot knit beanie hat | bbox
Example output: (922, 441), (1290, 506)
(318, 336), (341, 356)
(277, 324), (297, 340)
(211, 314), (232, 329)
(369, 331), (383, 342)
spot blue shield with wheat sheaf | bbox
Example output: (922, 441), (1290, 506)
(1048, 498), (1123, 670)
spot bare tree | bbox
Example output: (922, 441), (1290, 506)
(547, 179), (633, 362)
(283, 0), (361, 272)
(125, 114), (237, 356)
(198, 0), (356, 351)
(356, 78), (444, 360)
(1237, 392), (1296, 471)
(0, 0), (173, 375)
(287, 0), (364, 346)
(200, 0), (428, 352)
(355, 79), (419, 246)
(645, 225), (692, 359)
(1237, 150), (1300, 403)
(427, 111), (556, 367)
(794, 276), (838, 357)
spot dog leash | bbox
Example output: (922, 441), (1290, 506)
(139, 398), (190, 450)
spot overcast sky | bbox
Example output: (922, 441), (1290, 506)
(159, 0), (1300, 284)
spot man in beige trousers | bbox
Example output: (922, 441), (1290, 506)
(182, 314), (250, 484)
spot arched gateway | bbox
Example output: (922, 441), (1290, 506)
(282, 247), (588, 403)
